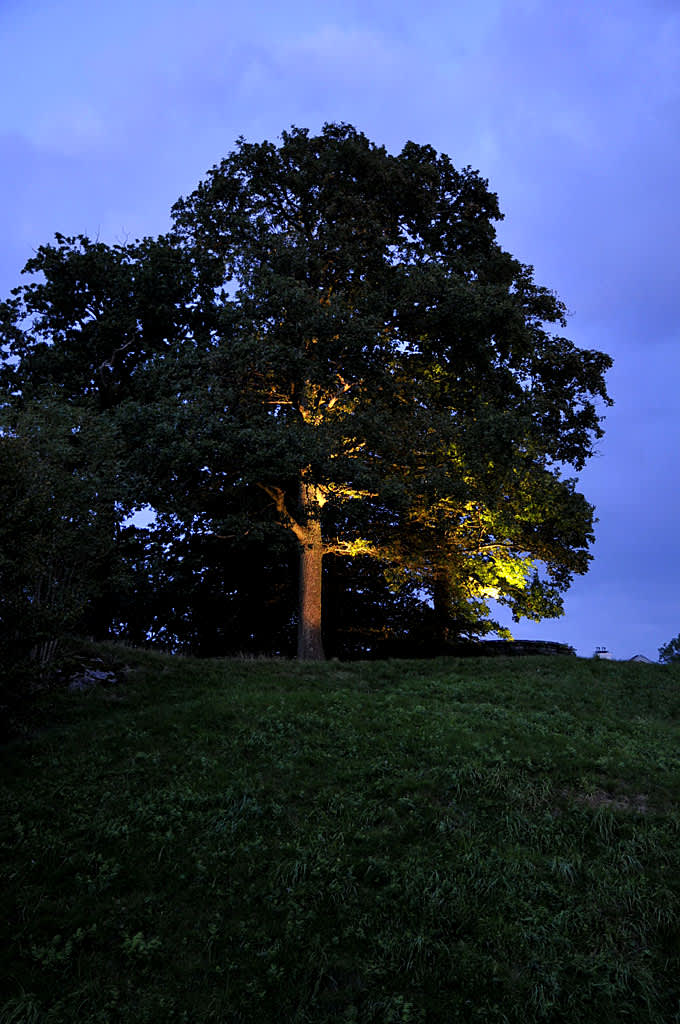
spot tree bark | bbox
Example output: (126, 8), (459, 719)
(297, 481), (325, 660)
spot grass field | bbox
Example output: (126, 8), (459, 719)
(2, 648), (680, 1023)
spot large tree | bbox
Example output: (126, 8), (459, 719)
(166, 123), (611, 657)
(1, 124), (612, 660)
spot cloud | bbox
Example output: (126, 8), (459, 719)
(456, 3), (680, 338)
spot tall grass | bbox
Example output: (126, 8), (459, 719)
(2, 650), (680, 1022)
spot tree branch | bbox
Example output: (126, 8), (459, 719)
(257, 482), (306, 542)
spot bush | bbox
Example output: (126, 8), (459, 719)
(0, 404), (122, 732)
(659, 633), (680, 664)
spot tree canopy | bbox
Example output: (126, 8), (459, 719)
(1, 123), (612, 662)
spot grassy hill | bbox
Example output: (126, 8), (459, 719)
(2, 649), (680, 1023)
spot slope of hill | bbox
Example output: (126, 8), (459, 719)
(2, 649), (680, 1023)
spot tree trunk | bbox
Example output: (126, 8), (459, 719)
(297, 482), (325, 660)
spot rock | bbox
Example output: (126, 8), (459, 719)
(67, 667), (118, 692)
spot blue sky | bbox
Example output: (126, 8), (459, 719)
(2, 0), (678, 658)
